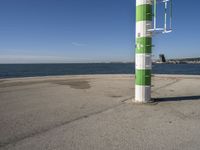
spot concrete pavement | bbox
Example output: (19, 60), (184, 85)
(0, 75), (200, 150)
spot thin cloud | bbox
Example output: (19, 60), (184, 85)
(72, 42), (87, 47)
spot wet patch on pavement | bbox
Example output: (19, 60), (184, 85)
(53, 80), (91, 89)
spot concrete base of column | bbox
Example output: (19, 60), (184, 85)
(133, 85), (151, 103)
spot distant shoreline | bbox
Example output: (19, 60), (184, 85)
(0, 62), (200, 65)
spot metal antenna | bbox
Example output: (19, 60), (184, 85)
(148, 0), (172, 34)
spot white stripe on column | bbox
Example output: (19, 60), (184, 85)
(136, 0), (152, 6)
(136, 21), (152, 38)
(135, 85), (151, 102)
(136, 54), (152, 69)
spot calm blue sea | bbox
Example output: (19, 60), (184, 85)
(0, 63), (200, 78)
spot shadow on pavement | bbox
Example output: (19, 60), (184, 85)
(154, 96), (200, 102)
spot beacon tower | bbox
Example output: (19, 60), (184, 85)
(134, 0), (172, 103)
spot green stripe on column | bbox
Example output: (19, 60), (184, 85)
(136, 37), (152, 53)
(136, 4), (152, 22)
(136, 69), (151, 85)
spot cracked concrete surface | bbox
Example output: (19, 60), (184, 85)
(0, 75), (200, 150)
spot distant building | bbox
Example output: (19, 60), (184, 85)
(159, 54), (166, 63)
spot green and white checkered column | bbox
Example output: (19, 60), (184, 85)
(135, 0), (152, 103)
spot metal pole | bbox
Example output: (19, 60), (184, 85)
(134, 0), (152, 103)
(164, 0), (167, 32)
(154, 0), (157, 30)
(170, 0), (172, 30)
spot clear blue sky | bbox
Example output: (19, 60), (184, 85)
(0, 0), (199, 63)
